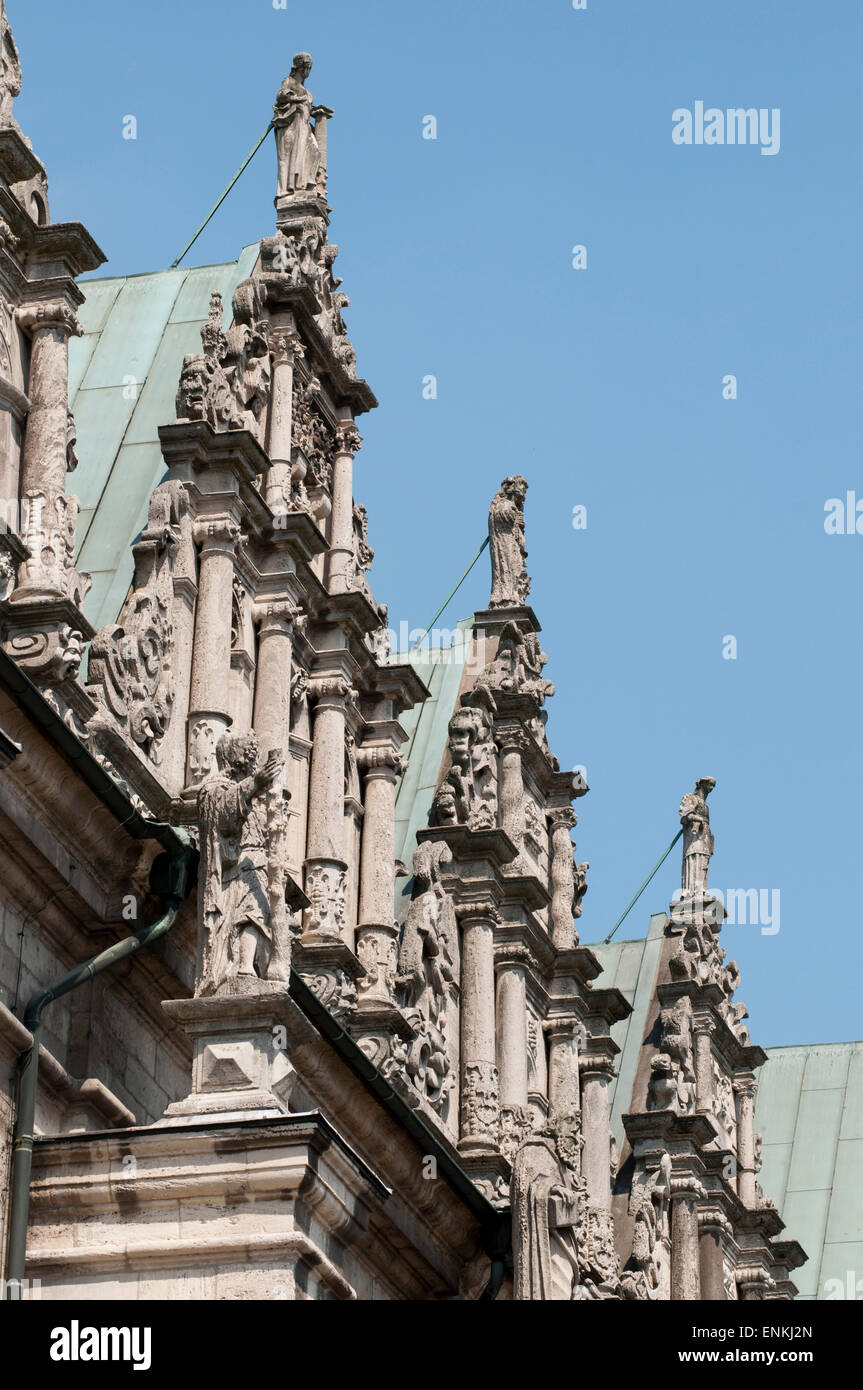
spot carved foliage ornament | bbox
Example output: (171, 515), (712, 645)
(87, 482), (189, 761)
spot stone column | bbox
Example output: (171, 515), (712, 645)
(327, 421), (361, 594)
(161, 513), (198, 796)
(252, 601), (301, 760)
(734, 1073), (758, 1206)
(545, 1014), (582, 1120)
(698, 1210), (728, 1300)
(496, 729), (525, 860)
(265, 328), (303, 514)
(186, 518), (239, 786)
(548, 807), (577, 948)
(457, 900), (500, 1155)
(670, 1178), (703, 1301)
(302, 675), (353, 940)
(355, 747), (401, 1004)
(580, 1052), (615, 1210)
(495, 945), (531, 1112)
(694, 1016), (715, 1114)
(14, 301), (82, 597)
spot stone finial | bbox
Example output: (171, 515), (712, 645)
(273, 52), (333, 198)
(0, 1), (21, 129)
(488, 475), (530, 609)
(678, 776), (716, 895)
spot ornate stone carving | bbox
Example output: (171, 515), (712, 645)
(346, 502), (373, 594)
(188, 718), (219, 784)
(303, 859), (348, 938)
(396, 841), (458, 1112)
(647, 997), (696, 1114)
(0, 549), (14, 600)
(576, 1206), (621, 1300)
(668, 914), (726, 985)
(460, 1062), (500, 1145)
(274, 53), (332, 197)
(719, 958), (751, 1042)
(15, 489), (90, 605)
(87, 482), (189, 760)
(511, 1112), (586, 1300)
(0, 1), (22, 128)
(572, 860), (589, 919)
(499, 1104), (534, 1162)
(304, 967), (357, 1021)
(356, 1031), (409, 1082)
(176, 288), (270, 437)
(196, 733), (290, 996)
(488, 475), (530, 609)
(712, 1059), (737, 1149)
(291, 373), (335, 498)
(3, 621), (83, 683)
(620, 1153), (672, 1300)
(480, 621), (553, 705)
(430, 700), (497, 831)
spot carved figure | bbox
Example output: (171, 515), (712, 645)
(488, 475), (530, 609)
(274, 53), (332, 196)
(679, 776), (716, 894)
(196, 733), (285, 995)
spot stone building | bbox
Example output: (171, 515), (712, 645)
(0, 18), (852, 1300)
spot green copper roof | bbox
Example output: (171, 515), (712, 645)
(755, 1040), (863, 1300)
(591, 914), (666, 1143)
(69, 245), (259, 633)
(393, 620), (472, 921)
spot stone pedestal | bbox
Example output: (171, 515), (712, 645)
(159, 983), (308, 1124)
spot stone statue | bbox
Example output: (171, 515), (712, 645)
(0, 2), (21, 129)
(679, 776), (716, 894)
(488, 475), (530, 609)
(274, 53), (332, 197)
(511, 1113), (586, 1300)
(196, 733), (286, 996)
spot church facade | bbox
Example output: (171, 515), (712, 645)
(0, 17), (816, 1300)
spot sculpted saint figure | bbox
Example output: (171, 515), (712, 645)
(274, 53), (333, 196)
(679, 776), (716, 894)
(196, 733), (284, 995)
(488, 475), (530, 609)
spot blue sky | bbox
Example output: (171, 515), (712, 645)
(14, 1), (863, 1046)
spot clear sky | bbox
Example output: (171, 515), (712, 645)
(13, 1), (862, 1046)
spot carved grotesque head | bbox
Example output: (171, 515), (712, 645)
(216, 731), (260, 781)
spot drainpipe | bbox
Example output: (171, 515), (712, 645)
(4, 833), (196, 1300)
